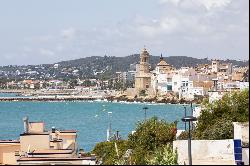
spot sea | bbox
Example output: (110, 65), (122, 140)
(0, 93), (193, 152)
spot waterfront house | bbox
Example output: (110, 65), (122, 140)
(0, 117), (96, 165)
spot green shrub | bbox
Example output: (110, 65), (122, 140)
(127, 117), (177, 164)
(91, 117), (178, 165)
(146, 144), (178, 165)
(91, 140), (128, 165)
(199, 118), (233, 140)
(179, 89), (249, 140)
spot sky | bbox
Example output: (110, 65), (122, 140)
(0, 0), (249, 66)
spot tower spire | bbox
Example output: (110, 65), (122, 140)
(160, 53), (163, 61)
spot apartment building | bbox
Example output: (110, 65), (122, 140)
(0, 117), (96, 165)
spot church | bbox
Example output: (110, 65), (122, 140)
(134, 48), (152, 92)
(125, 47), (174, 98)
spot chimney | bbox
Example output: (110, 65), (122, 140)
(23, 116), (29, 133)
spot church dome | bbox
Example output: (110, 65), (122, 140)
(157, 60), (170, 66)
(157, 54), (170, 66)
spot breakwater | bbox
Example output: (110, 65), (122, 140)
(0, 96), (103, 102)
(0, 96), (196, 105)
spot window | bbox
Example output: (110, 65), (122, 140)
(167, 85), (172, 91)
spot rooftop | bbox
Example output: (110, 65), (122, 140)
(0, 140), (20, 143)
(20, 132), (49, 136)
(28, 149), (73, 155)
(59, 130), (77, 133)
(17, 157), (96, 161)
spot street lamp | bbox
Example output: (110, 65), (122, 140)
(181, 116), (197, 165)
(107, 112), (112, 141)
(182, 104), (188, 130)
(143, 107), (148, 121)
(190, 102), (194, 130)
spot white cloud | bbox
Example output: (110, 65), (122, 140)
(22, 46), (33, 52)
(198, 0), (232, 10)
(39, 48), (55, 56)
(134, 17), (180, 38)
(159, 0), (232, 10)
(36, 35), (54, 42)
(159, 0), (181, 5)
(61, 27), (77, 39)
(2, 0), (247, 66)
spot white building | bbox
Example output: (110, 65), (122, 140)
(151, 54), (175, 95)
(172, 68), (205, 100)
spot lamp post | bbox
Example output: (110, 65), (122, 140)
(181, 116), (197, 165)
(183, 105), (188, 130)
(190, 102), (194, 130)
(107, 112), (112, 141)
(143, 107), (148, 121)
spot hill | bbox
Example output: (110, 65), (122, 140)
(58, 54), (249, 72)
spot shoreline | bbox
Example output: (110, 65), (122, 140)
(0, 96), (199, 105)
(0, 89), (202, 105)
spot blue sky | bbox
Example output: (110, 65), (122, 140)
(0, 0), (249, 65)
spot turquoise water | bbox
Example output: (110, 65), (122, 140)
(0, 101), (192, 152)
(0, 93), (19, 97)
(0, 93), (31, 98)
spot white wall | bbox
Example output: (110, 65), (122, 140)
(208, 91), (225, 103)
(239, 82), (249, 90)
(173, 139), (235, 165)
(242, 148), (249, 165)
(233, 122), (249, 165)
(233, 122), (249, 146)
(193, 106), (202, 126)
